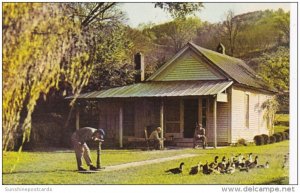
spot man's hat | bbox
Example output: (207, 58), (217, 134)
(97, 128), (105, 136)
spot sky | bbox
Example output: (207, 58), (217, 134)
(120, 2), (291, 28)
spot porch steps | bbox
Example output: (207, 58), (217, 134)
(172, 138), (194, 148)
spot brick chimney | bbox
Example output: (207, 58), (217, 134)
(216, 43), (226, 54)
(134, 52), (145, 82)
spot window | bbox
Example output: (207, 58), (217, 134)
(244, 94), (250, 128)
(165, 99), (180, 133)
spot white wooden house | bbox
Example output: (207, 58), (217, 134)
(70, 42), (276, 147)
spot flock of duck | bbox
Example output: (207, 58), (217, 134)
(165, 153), (270, 175)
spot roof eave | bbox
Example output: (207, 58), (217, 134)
(233, 82), (278, 95)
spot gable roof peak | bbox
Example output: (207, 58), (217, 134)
(148, 42), (276, 92)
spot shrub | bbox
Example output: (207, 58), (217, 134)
(269, 136), (276, 144)
(237, 138), (247, 146)
(261, 134), (270, 144)
(283, 132), (289, 140)
(284, 129), (289, 134)
(273, 133), (282, 142)
(279, 132), (286, 140)
(253, 135), (264, 146)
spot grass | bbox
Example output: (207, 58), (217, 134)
(275, 114), (289, 123)
(274, 113), (289, 133)
(3, 141), (289, 185)
(274, 125), (289, 133)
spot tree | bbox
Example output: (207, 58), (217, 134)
(85, 25), (136, 91)
(257, 46), (289, 111)
(219, 10), (243, 56)
(195, 22), (223, 50)
(194, 9), (290, 58)
(145, 17), (202, 54)
(123, 26), (158, 78)
(3, 3), (94, 150)
(66, 3), (122, 28)
(273, 9), (290, 44)
(258, 47), (289, 91)
(262, 98), (279, 135)
(154, 2), (204, 18)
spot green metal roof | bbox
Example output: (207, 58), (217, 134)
(192, 43), (265, 89)
(68, 80), (233, 99)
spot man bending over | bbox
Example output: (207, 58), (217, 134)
(71, 127), (105, 171)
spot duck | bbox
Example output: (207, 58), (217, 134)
(245, 153), (253, 166)
(239, 158), (246, 168)
(165, 162), (184, 174)
(225, 158), (231, 170)
(217, 156), (227, 171)
(189, 162), (202, 175)
(202, 161), (214, 175)
(225, 162), (236, 174)
(257, 161), (269, 169)
(234, 154), (243, 168)
(248, 156), (258, 169)
(209, 156), (219, 169)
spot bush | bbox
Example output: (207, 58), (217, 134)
(284, 129), (289, 134)
(273, 133), (282, 142)
(253, 135), (264, 146)
(283, 132), (289, 140)
(269, 136), (276, 144)
(237, 138), (247, 146)
(279, 132), (286, 140)
(261, 134), (270, 144)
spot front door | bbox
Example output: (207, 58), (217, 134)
(184, 99), (198, 138)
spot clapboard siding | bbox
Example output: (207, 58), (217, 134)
(154, 49), (225, 81)
(217, 102), (229, 142)
(231, 86), (273, 142)
(206, 95), (230, 144)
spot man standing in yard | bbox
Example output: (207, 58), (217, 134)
(193, 123), (207, 149)
(149, 127), (164, 150)
(71, 127), (105, 171)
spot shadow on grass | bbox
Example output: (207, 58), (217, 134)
(260, 177), (289, 185)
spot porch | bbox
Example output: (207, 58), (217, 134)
(70, 80), (233, 148)
(75, 94), (231, 148)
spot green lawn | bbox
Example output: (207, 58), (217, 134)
(275, 114), (289, 122)
(274, 125), (289, 133)
(274, 114), (289, 133)
(3, 141), (289, 185)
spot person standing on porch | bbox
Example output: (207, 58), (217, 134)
(193, 123), (207, 149)
(149, 127), (164, 150)
(71, 127), (105, 171)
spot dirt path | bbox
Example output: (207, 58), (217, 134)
(104, 153), (197, 171)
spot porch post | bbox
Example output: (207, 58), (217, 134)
(160, 99), (164, 148)
(98, 102), (101, 129)
(119, 105), (123, 148)
(76, 105), (80, 130)
(213, 96), (217, 148)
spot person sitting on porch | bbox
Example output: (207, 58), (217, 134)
(193, 123), (207, 149)
(149, 127), (163, 150)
